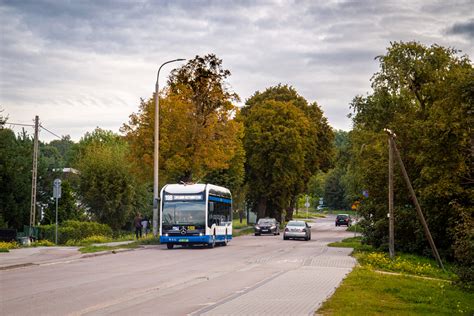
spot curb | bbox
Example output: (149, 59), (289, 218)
(80, 247), (137, 258)
(0, 262), (37, 271)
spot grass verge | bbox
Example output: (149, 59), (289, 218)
(319, 237), (473, 315)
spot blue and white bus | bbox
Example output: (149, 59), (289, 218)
(160, 183), (232, 249)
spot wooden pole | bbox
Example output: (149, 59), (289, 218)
(29, 115), (39, 236)
(391, 139), (445, 270)
(388, 136), (395, 258)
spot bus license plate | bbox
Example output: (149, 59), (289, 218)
(188, 226), (195, 230)
(178, 239), (189, 242)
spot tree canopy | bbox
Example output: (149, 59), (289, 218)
(242, 85), (334, 221)
(347, 41), (473, 283)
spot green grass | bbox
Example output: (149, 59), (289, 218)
(319, 237), (473, 315)
(0, 248), (9, 252)
(79, 243), (140, 253)
(328, 236), (372, 251)
(232, 218), (251, 229)
(318, 267), (474, 315)
(346, 223), (361, 232)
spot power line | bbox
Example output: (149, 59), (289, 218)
(39, 124), (62, 140)
(6, 122), (35, 127)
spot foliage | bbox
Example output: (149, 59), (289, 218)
(346, 41), (473, 284)
(30, 239), (55, 247)
(71, 235), (113, 246)
(0, 241), (19, 250)
(318, 267), (474, 315)
(40, 220), (112, 244)
(122, 54), (244, 190)
(0, 128), (33, 230)
(242, 85), (334, 222)
(74, 128), (149, 230)
(322, 237), (472, 315)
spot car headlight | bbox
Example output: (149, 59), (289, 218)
(255, 226), (260, 230)
(271, 225), (276, 229)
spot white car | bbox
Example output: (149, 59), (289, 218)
(283, 220), (311, 241)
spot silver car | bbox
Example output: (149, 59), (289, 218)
(283, 220), (311, 241)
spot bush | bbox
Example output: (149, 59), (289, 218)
(30, 240), (55, 247)
(40, 220), (113, 244)
(0, 241), (18, 250)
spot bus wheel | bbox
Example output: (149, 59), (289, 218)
(208, 237), (215, 248)
(167, 244), (174, 249)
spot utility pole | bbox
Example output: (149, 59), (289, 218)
(387, 131), (395, 258)
(384, 128), (444, 270)
(29, 115), (39, 236)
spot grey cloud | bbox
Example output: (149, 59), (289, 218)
(447, 19), (474, 39)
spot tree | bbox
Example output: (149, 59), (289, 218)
(75, 128), (148, 230)
(348, 41), (473, 283)
(122, 54), (244, 189)
(242, 85), (334, 221)
(0, 128), (33, 229)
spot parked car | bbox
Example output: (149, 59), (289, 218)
(283, 220), (311, 241)
(335, 214), (352, 227)
(254, 218), (280, 236)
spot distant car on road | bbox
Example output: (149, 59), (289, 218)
(254, 218), (280, 236)
(335, 214), (352, 227)
(283, 220), (311, 241)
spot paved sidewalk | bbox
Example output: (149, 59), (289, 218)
(0, 246), (82, 270)
(195, 247), (356, 316)
(0, 240), (136, 270)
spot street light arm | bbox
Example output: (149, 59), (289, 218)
(153, 57), (186, 238)
(156, 58), (186, 88)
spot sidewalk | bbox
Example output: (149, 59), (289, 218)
(0, 240), (136, 270)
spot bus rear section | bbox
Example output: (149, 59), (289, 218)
(160, 183), (232, 249)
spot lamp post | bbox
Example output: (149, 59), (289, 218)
(153, 58), (185, 237)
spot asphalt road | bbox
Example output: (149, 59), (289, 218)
(0, 215), (356, 316)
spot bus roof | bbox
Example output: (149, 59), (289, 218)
(161, 183), (231, 196)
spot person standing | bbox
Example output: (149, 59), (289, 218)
(134, 213), (143, 239)
(141, 216), (149, 237)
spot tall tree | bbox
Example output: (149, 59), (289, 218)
(348, 41), (473, 282)
(122, 54), (244, 189)
(242, 85), (334, 221)
(0, 128), (33, 229)
(74, 128), (148, 230)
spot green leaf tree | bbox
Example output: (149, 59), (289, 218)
(348, 41), (473, 283)
(75, 129), (148, 230)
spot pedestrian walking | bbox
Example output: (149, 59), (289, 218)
(141, 216), (149, 236)
(134, 213), (143, 239)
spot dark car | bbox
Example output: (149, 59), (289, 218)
(335, 214), (352, 227)
(254, 218), (280, 236)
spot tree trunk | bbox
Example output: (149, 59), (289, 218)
(257, 197), (266, 220)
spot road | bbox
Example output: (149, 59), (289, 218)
(0, 215), (356, 316)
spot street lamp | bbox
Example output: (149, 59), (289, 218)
(153, 58), (185, 237)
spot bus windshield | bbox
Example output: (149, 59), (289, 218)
(162, 201), (206, 225)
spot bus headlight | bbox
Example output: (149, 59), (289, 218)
(164, 233), (169, 237)
(199, 233), (203, 236)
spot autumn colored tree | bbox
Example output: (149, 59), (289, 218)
(122, 54), (244, 190)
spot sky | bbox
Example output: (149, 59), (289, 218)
(1, 0), (473, 142)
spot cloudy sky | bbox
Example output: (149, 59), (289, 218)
(1, 0), (473, 142)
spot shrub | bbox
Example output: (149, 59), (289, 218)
(40, 220), (113, 244)
(30, 240), (55, 247)
(0, 241), (18, 250)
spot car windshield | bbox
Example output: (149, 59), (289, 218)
(162, 201), (206, 225)
(287, 221), (305, 227)
(258, 219), (274, 225)
(337, 215), (348, 219)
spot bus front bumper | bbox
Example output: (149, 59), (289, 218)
(160, 235), (232, 244)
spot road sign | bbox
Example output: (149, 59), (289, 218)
(53, 179), (62, 198)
